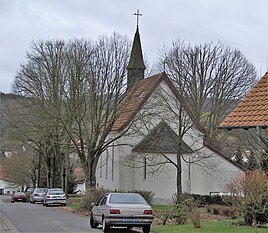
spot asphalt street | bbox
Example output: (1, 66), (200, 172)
(0, 195), (142, 233)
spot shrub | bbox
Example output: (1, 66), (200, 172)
(189, 194), (226, 206)
(226, 170), (268, 226)
(206, 204), (240, 218)
(170, 194), (194, 224)
(188, 201), (201, 228)
(80, 188), (110, 213)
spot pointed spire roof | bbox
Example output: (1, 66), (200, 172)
(127, 26), (146, 70)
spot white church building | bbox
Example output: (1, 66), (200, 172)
(93, 26), (244, 203)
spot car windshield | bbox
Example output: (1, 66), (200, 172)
(109, 194), (147, 204)
(15, 192), (25, 196)
(35, 188), (47, 193)
(49, 190), (64, 195)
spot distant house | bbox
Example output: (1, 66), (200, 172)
(0, 161), (20, 194)
(73, 167), (86, 194)
(219, 71), (268, 148)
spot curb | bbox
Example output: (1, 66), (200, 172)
(0, 210), (20, 233)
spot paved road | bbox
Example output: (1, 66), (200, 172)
(0, 195), (142, 233)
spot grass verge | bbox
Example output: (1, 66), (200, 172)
(152, 219), (267, 233)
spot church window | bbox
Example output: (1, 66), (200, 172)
(143, 157), (147, 180)
(105, 150), (109, 179)
(111, 144), (114, 181)
(99, 154), (103, 178)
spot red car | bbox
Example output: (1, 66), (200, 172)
(11, 191), (27, 203)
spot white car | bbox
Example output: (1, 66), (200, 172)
(30, 188), (47, 203)
(43, 188), (67, 207)
(90, 193), (153, 233)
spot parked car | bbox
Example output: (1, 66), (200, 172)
(30, 188), (47, 203)
(43, 188), (67, 207)
(90, 193), (154, 233)
(11, 191), (27, 203)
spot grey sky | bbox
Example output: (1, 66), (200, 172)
(1, 0), (268, 93)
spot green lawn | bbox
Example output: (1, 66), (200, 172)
(67, 196), (82, 210)
(152, 204), (173, 211)
(66, 197), (268, 233)
(152, 219), (267, 233)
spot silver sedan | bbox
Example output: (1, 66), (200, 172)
(30, 188), (47, 203)
(43, 188), (67, 207)
(90, 193), (153, 233)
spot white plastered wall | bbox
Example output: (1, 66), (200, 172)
(96, 79), (244, 202)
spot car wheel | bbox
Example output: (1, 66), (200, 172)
(142, 225), (151, 233)
(90, 215), (98, 229)
(32, 200), (35, 204)
(102, 217), (110, 232)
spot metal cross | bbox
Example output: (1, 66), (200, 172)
(134, 9), (142, 26)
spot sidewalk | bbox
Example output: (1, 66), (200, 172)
(0, 210), (20, 233)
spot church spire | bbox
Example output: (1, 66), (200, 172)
(127, 10), (146, 90)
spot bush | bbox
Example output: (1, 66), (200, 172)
(170, 194), (194, 224)
(226, 170), (268, 226)
(207, 204), (239, 218)
(189, 194), (226, 206)
(80, 188), (109, 213)
(243, 202), (268, 225)
(188, 201), (201, 228)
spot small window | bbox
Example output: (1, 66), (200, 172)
(105, 151), (109, 179)
(143, 157), (147, 180)
(111, 144), (114, 181)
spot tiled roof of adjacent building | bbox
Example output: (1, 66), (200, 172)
(219, 72), (268, 129)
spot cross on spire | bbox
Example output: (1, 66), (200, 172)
(134, 9), (142, 27)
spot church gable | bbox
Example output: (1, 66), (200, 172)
(133, 121), (193, 154)
(112, 71), (205, 135)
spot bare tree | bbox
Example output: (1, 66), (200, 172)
(226, 170), (268, 226)
(11, 40), (72, 190)
(59, 35), (131, 191)
(12, 34), (131, 191)
(158, 42), (257, 141)
(2, 147), (37, 189)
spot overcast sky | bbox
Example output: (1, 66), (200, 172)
(1, 0), (268, 93)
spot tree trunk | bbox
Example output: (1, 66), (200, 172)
(47, 157), (51, 188)
(81, 153), (98, 192)
(51, 154), (56, 188)
(176, 151), (182, 203)
(252, 213), (257, 227)
(37, 152), (41, 188)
